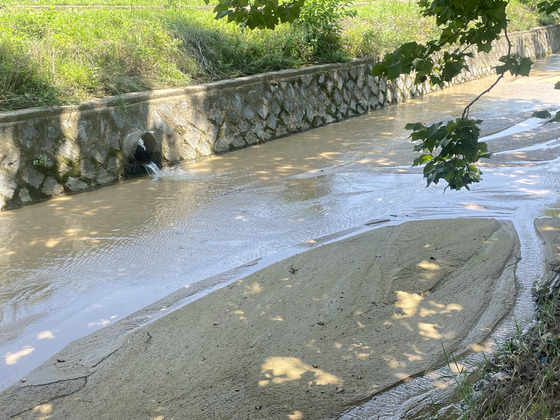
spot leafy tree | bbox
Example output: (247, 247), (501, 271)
(205, 0), (306, 30)
(205, 0), (560, 190)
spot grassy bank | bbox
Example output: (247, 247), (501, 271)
(1, 0), (554, 112)
(462, 287), (560, 419)
(431, 287), (560, 419)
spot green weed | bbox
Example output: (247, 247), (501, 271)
(461, 288), (560, 419)
(0, 0), (556, 111)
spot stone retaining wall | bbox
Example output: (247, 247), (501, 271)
(1, 25), (560, 210)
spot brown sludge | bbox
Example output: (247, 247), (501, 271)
(1, 218), (519, 419)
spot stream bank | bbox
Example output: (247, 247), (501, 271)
(1, 25), (560, 210)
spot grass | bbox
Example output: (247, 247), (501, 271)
(431, 287), (560, 419)
(0, 0), (555, 112)
(341, 0), (439, 58)
(462, 287), (560, 419)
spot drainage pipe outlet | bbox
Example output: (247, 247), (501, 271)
(123, 130), (162, 176)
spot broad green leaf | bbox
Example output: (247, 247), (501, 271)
(550, 112), (560, 123)
(533, 110), (552, 119)
(386, 62), (403, 80)
(413, 154), (433, 166)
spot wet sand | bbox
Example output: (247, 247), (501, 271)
(1, 218), (520, 419)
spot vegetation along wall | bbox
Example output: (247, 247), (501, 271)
(1, 25), (559, 210)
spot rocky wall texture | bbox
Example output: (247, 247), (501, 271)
(1, 25), (559, 210)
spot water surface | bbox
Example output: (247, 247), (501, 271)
(2, 57), (560, 407)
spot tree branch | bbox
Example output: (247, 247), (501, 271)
(462, 24), (512, 120)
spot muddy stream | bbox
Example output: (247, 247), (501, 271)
(2, 56), (560, 417)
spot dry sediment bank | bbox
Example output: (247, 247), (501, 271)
(1, 218), (519, 419)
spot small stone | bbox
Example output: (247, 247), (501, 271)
(66, 177), (89, 192)
(41, 177), (64, 197)
(18, 188), (32, 204)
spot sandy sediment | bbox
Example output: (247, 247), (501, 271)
(535, 216), (560, 291)
(1, 218), (520, 420)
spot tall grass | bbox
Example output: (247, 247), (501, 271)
(0, 0), (555, 111)
(460, 288), (560, 419)
(342, 0), (439, 58)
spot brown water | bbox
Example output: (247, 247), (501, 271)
(2, 56), (560, 415)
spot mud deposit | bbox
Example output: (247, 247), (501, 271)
(0, 218), (519, 419)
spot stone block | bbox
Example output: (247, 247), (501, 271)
(276, 125), (288, 137)
(56, 138), (80, 160)
(214, 138), (231, 153)
(44, 124), (60, 150)
(179, 142), (198, 161)
(225, 108), (241, 125)
(256, 103), (269, 120)
(209, 109), (224, 126)
(42, 176), (64, 197)
(197, 139), (213, 157)
(231, 93), (243, 111)
(80, 159), (96, 180)
(283, 99), (293, 113)
(267, 114), (279, 131)
(2, 149), (21, 174)
(106, 156), (120, 174)
(149, 111), (172, 136)
(243, 106), (256, 121)
(21, 124), (40, 148)
(186, 127), (202, 149)
(158, 103), (174, 117)
(189, 110), (210, 133)
(305, 105), (315, 123)
(77, 119), (92, 144)
(173, 115), (187, 129)
(96, 168), (116, 185)
(18, 188), (32, 204)
(238, 119), (250, 135)
(108, 132), (120, 150)
(91, 146), (108, 164)
(245, 132), (259, 145)
(269, 100), (282, 117)
(23, 167), (44, 189)
(292, 108), (305, 128)
(66, 177), (90, 192)
(231, 135), (247, 149)
(0, 172), (17, 199)
(112, 110), (127, 129)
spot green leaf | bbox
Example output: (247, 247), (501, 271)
(386, 62), (403, 80)
(549, 112), (560, 123)
(413, 154), (433, 166)
(496, 54), (533, 77)
(533, 110), (552, 119)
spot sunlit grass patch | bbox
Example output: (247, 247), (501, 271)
(0, 0), (556, 111)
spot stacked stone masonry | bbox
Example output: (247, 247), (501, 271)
(1, 25), (559, 210)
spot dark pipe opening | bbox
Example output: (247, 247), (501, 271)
(134, 132), (157, 164)
(125, 131), (162, 176)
